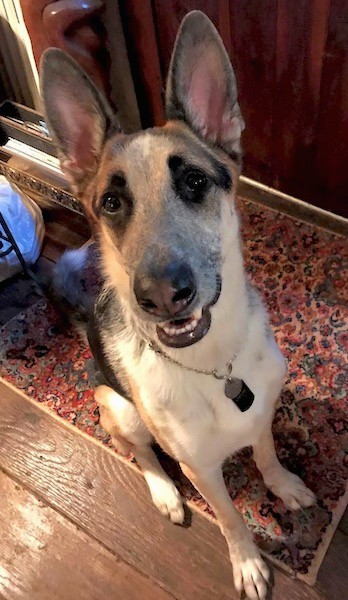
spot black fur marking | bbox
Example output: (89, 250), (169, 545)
(168, 155), (184, 171)
(88, 289), (134, 400)
(149, 126), (240, 169)
(211, 158), (232, 190)
(110, 172), (127, 188)
(168, 153), (231, 205)
(96, 172), (134, 233)
(169, 156), (209, 204)
(88, 317), (128, 395)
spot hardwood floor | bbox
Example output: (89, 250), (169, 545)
(0, 381), (347, 600)
(0, 471), (173, 600)
(0, 204), (346, 599)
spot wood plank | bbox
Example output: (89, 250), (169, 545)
(41, 208), (90, 251)
(338, 508), (348, 535)
(0, 469), (173, 600)
(273, 0), (331, 204)
(315, 526), (348, 599)
(40, 205), (90, 261)
(119, 0), (164, 127)
(229, 0), (277, 186)
(0, 380), (346, 600)
(238, 177), (348, 236)
(315, 0), (348, 218)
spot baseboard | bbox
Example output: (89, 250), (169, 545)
(239, 177), (348, 237)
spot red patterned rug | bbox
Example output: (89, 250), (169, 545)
(1, 197), (347, 584)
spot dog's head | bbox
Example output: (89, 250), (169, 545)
(41, 11), (244, 349)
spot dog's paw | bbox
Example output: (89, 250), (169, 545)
(150, 479), (185, 524)
(267, 468), (316, 511)
(232, 546), (270, 600)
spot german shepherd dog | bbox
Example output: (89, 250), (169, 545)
(41, 11), (315, 599)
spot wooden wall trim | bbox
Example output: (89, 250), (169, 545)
(239, 176), (348, 236)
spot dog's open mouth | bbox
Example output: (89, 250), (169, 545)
(156, 275), (222, 348)
(157, 308), (210, 348)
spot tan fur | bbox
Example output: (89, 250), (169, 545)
(98, 224), (131, 298)
(128, 376), (173, 457)
(95, 385), (132, 455)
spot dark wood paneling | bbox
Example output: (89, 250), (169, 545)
(0, 470), (173, 600)
(273, 0), (331, 205)
(119, 0), (164, 127)
(315, 0), (348, 214)
(229, 0), (277, 185)
(0, 381), (347, 600)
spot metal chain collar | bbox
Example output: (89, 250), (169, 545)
(148, 341), (237, 382)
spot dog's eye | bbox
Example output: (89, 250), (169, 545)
(102, 194), (122, 214)
(185, 170), (207, 194)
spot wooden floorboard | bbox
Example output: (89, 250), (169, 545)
(41, 206), (90, 251)
(0, 470), (173, 600)
(0, 381), (346, 600)
(338, 508), (348, 535)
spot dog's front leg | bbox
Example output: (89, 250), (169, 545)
(253, 423), (316, 510)
(181, 463), (269, 600)
(96, 385), (184, 524)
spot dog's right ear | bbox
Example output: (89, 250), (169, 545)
(40, 48), (117, 195)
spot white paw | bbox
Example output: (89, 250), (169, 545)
(232, 546), (270, 600)
(149, 479), (185, 524)
(267, 468), (316, 511)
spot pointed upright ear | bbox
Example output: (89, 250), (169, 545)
(166, 11), (244, 160)
(40, 48), (118, 195)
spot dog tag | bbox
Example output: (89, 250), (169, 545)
(225, 378), (254, 412)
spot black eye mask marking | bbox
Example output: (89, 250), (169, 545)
(168, 154), (231, 205)
(97, 172), (134, 230)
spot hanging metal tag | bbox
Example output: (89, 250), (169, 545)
(224, 378), (254, 412)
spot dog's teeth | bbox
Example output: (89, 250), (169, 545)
(184, 319), (198, 333)
(160, 316), (200, 337)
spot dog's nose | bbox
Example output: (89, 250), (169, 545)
(134, 262), (196, 317)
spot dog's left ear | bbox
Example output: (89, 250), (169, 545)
(166, 11), (244, 159)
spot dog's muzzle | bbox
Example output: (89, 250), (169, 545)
(134, 261), (196, 319)
(155, 274), (222, 348)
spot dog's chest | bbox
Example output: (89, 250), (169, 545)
(138, 360), (269, 467)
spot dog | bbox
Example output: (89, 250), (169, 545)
(41, 11), (316, 599)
